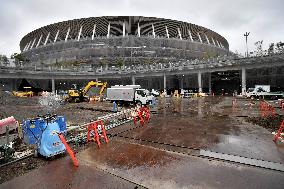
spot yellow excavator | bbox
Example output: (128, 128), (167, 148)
(66, 81), (107, 103)
(12, 87), (34, 97)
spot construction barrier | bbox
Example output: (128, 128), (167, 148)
(133, 106), (151, 127)
(86, 120), (109, 148)
(273, 120), (284, 144)
(259, 101), (276, 118)
(232, 98), (238, 109)
(58, 133), (79, 167)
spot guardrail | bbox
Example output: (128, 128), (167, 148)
(1, 52), (284, 76)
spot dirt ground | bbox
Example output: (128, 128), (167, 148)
(1, 91), (284, 188)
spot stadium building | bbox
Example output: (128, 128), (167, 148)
(20, 16), (230, 66)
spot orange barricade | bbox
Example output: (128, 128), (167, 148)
(232, 98), (238, 109)
(86, 120), (109, 148)
(58, 133), (79, 167)
(133, 106), (151, 127)
(259, 101), (275, 118)
(273, 120), (284, 143)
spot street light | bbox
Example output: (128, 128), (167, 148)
(244, 32), (250, 57)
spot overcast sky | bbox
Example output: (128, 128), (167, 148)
(0, 0), (283, 56)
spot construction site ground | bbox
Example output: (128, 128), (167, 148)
(1, 93), (284, 188)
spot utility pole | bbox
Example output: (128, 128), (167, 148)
(244, 32), (250, 57)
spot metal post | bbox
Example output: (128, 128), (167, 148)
(198, 71), (202, 93)
(241, 67), (246, 95)
(244, 32), (250, 57)
(132, 75), (135, 85)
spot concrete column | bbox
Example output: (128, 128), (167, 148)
(77, 26), (82, 41)
(95, 77), (99, 87)
(51, 78), (55, 93)
(198, 71), (202, 93)
(54, 30), (60, 43)
(132, 75), (135, 85)
(92, 24), (96, 40)
(208, 72), (212, 95)
(152, 23), (155, 38)
(165, 26), (169, 38)
(107, 23), (110, 38)
(177, 28), (182, 40)
(137, 22), (141, 37)
(180, 75), (184, 89)
(241, 67), (246, 95)
(36, 35), (43, 48)
(44, 32), (50, 45)
(65, 27), (70, 42)
(163, 74), (167, 92)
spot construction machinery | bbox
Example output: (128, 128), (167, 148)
(21, 114), (67, 157)
(66, 81), (107, 103)
(12, 87), (34, 97)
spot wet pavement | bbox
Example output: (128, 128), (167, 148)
(1, 96), (284, 188)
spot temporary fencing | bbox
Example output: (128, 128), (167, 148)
(259, 101), (276, 118)
(273, 120), (284, 144)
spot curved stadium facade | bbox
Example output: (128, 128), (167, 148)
(20, 16), (230, 66)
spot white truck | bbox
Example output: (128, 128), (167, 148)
(246, 85), (284, 99)
(106, 85), (153, 105)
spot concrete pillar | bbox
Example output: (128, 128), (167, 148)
(44, 32), (50, 45)
(92, 24), (96, 40)
(51, 78), (55, 93)
(152, 24), (155, 38)
(137, 22), (141, 37)
(77, 26), (82, 41)
(197, 33), (202, 43)
(54, 30), (60, 43)
(188, 29), (193, 41)
(132, 75), (135, 85)
(163, 74), (167, 92)
(198, 71), (202, 93)
(241, 67), (246, 95)
(107, 23), (110, 38)
(180, 75), (184, 89)
(208, 72), (212, 95)
(36, 35), (43, 48)
(65, 27), (70, 42)
(165, 26), (169, 38)
(177, 28), (182, 40)
(123, 21), (126, 37)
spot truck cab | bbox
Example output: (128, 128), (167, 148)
(135, 89), (153, 105)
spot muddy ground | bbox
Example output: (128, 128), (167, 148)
(1, 91), (284, 188)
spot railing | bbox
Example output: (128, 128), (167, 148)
(1, 52), (284, 76)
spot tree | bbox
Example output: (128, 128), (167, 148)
(275, 41), (284, 53)
(254, 40), (263, 56)
(268, 43), (274, 54)
(116, 58), (124, 69)
(11, 53), (26, 67)
(0, 54), (9, 66)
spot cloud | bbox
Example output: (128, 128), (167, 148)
(0, 0), (283, 56)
